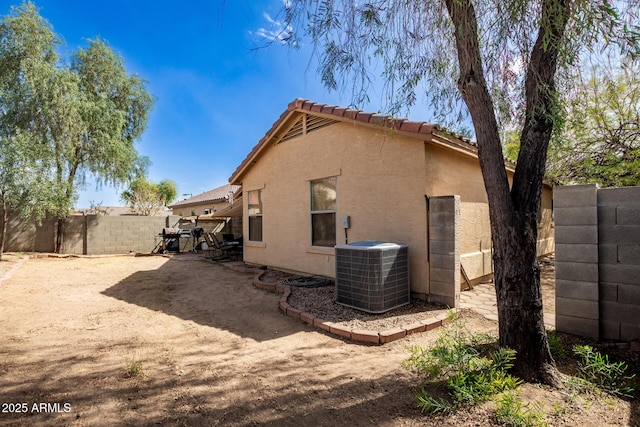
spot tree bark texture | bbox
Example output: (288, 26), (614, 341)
(55, 159), (78, 254)
(55, 217), (65, 254)
(444, 0), (568, 385)
(0, 195), (7, 261)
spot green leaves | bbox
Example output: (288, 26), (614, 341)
(406, 316), (522, 413)
(0, 2), (61, 224)
(121, 177), (177, 216)
(495, 390), (548, 427)
(0, 3), (154, 214)
(573, 345), (636, 397)
(0, 3), (154, 252)
(71, 38), (154, 186)
(547, 64), (640, 187)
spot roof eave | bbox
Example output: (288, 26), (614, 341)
(230, 109), (301, 185)
(229, 98), (482, 184)
(169, 197), (227, 209)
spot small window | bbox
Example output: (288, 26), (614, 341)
(248, 189), (263, 242)
(203, 208), (211, 215)
(311, 177), (337, 247)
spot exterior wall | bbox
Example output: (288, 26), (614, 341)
(424, 144), (554, 285)
(555, 184), (640, 341)
(425, 146), (492, 284)
(238, 118), (555, 302)
(241, 122), (431, 296)
(2, 210), (179, 255)
(205, 218), (238, 242)
(227, 217), (242, 237)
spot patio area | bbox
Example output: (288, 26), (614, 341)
(459, 255), (556, 327)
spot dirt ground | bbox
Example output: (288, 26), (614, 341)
(0, 253), (637, 426)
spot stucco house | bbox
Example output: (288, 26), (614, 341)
(168, 183), (242, 239)
(169, 184), (240, 217)
(229, 99), (554, 306)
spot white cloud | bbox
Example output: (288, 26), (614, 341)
(263, 11), (280, 26)
(249, 12), (294, 45)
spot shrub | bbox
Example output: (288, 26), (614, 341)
(573, 345), (635, 397)
(125, 359), (144, 378)
(406, 316), (522, 413)
(495, 390), (547, 427)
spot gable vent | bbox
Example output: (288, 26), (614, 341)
(306, 114), (337, 132)
(279, 114), (338, 143)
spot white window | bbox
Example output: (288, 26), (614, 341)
(248, 189), (263, 242)
(310, 177), (337, 247)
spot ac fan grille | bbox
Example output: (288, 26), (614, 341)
(335, 244), (410, 313)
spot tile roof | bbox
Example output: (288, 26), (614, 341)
(230, 98), (479, 184)
(169, 184), (241, 208)
(72, 206), (172, 216)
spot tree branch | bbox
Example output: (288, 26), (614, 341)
(443, 0), (512, 226)
(512, 0), (569, 214)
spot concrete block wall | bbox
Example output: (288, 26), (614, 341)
(1, 210), (180, 255)
(597, 187), (640, 341)
(65, 216), (86, 255)
(554, 185), (600, 339)
(555, 184), (640, 341)
(1, 210), (56, 252)
(81, 215), (180, 255)
(428, 195), (460, 308)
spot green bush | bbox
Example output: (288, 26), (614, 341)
(495, 390), (547, 427)
(573, 345), (635, 397)
(406, 317), (522, 413)
(125, 359), (143, 378)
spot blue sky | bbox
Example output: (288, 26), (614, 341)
(2, 1), (434, 208)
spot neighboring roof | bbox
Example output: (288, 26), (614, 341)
(72, 206), (172, 217)
(169, 184), (241, 209)
(212, 195), (243, 218)
(178, 195), (242, 221)
(230, 98), (482, 184)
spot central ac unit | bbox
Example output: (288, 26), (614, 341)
(334, 241), (410, 313)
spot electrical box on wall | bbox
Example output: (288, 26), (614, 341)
(342, 216), (351, 228)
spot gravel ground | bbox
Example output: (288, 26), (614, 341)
(260, 269), (449, 331)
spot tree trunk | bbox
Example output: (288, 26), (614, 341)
(493, 214), (558, 383)
(444, 0), (567, 385)
(55, 217), (66, 254)
(55, 162), (78, 254)
(0, 195), (7, 261)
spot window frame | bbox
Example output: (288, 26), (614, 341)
(247, 189), (263, 242)
(310, 177), (337, 247)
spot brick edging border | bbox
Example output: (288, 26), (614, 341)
(223, 262), (454, 345)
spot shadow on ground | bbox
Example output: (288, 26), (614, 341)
(0, 335), (426, 427)
(100, 255), (303, 342)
